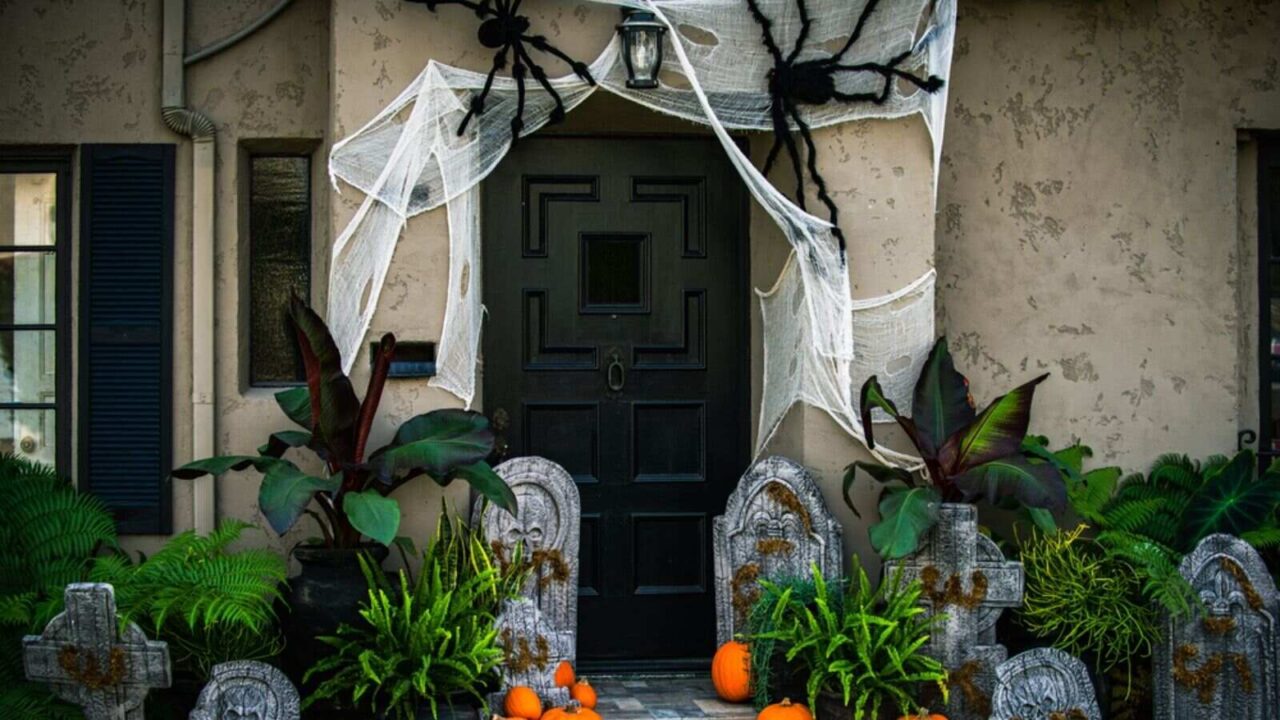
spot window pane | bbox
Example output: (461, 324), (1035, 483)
(581, 232), (648, 311)
(0, 173), (57, 246)
(249, 155), (310, 385)
(0, 251), (56, 325)
(0, 330), (56, 403)
(0, 408), (56, 466)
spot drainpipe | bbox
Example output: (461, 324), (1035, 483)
(162, 0), (217, 535)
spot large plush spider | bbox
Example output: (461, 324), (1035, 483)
(411, 0), (595, 140)
(747, 0), (945, 250)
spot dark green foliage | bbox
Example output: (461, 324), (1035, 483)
(846, 337), (1066, 558)
(742, 575), (821, 711)
(1016, 526), (1161, 692)
(752, 561), (946, 720)
(1079, 449), (1280, 616)
(174, 296), (515, 549)
(90, 520), (287, 678)
(0, 453), (113, 718)
(304, 526), (510, 719)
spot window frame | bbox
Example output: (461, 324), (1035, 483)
(1258, 136), (1280, 458)
(246, 149), (314, 388)
(0, 146), (73, 473)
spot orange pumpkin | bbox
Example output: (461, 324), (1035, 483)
(554, 660), (576, 688)
(504, 686), (542, 720)
(540, 708), (565, 720)
(569, 679), (597, 709)
(898, 711), (946, 720)
(561, 701), (602, 720)
(758, 698), (812, 720)
(711, 641), (752, 703)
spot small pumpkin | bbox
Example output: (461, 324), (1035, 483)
(554, 660), (576, 688)
(569, 678), (597, 709)
(561, 700), (601, 720)
(504, 686), (543, 720)
(540, 708), (565, 720)
(758, 698), (812, 720)
(711, 640), (751, 703)
(898, 710), (946, 720)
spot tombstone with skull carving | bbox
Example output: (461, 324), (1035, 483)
(473, 456), (580, 661)
(713, 456), (843, 645)
(189, 661), (299, 720)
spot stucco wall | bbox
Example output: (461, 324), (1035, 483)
(938, 0), (1280, 468)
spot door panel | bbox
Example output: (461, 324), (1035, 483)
(483, 137), (747, 667)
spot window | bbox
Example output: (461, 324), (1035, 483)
(1260, 139), (1280, 456)
(0, 149), (70, 471)
(249, 154), (312, 386)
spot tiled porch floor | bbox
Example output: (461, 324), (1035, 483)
(587, 675), (756, 720)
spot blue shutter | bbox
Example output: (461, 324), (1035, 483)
(79, 145), (175, 534)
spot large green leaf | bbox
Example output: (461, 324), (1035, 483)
(449, 462), (518, 515)
(342, 490), (400, 546)
(1069, 466), (1122, 523)
(860, 371), (921, 450)
(869, 485), (941, 559)
(370, 409), (495, 480)
(938, 373), (1048, 476)
(1181, 450), (1280, 542)
(274, 387), (313, 429)
(953, 453), (1066, 511)
(288, 295), (361, 463)
(841, 461), (915, 518)
(171, 455), (268, 479)
(258, 430), (312, 458)
(258, 464), (340, 536)
(911, 337), (975, 457)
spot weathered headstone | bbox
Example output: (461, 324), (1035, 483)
(991, 647), (1101, 720)
(713, 455), (843, 646)
(190, 661), (299, 720)
(884, 503), (1024, 720)
(487, 598), (573, 711)
(23, 583), (171, 720)
(1154, 533), (1280, 718)
(474, 456), (580, 661)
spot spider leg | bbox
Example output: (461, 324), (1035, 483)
(774, 97), (808, 212)
(456, 46), (509, 136)
(831, 0), (881, 62)
(787, 101), (845, 251)
(526, 34), (595, 85)
(786, 0), (814, 65)
(510, 45), (528, 141)
(762, 119), (785, 177)
(514, 41), (568, 125)
(424, 0), (493, 18)
(744, 0), (787, 67)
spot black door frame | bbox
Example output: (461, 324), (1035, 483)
(1255, 134), (1280, 461)
(480, 132), (753, 671)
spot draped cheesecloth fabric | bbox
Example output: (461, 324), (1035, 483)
(327, 0), (955, 468)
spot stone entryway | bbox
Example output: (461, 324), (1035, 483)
(589, 675), (754, 720)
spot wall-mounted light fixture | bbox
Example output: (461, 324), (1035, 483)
(618, 9), (666, 89)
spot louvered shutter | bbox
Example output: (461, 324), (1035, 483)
(79, 145), (174, 534)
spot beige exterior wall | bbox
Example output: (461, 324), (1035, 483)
(0, 0), (1277, 569)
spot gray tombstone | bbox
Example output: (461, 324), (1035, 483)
(1154, 533), (1280, 719)
(474, 456), (580, 661)
(190, 661), (300, 720)
(991, 647), (1101, 720)
(884, 503), (1024, 720)
(23, 583), (171, 720)
(713, 455), (843, 646)
(487, 598), (573, 711)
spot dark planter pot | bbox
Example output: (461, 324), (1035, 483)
(144, 673), (203, 720)
(815, 691), (909, 720)
(283, 544), (389, 709)
(766, 652), (808, 707)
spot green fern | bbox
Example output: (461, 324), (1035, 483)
(743, 575), (821, 710)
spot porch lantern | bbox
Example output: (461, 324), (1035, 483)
(617, 10), (666, 89)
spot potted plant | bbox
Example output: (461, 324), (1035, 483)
(172, 296), (517, 678)
(303, 504), (528, 719)
(753, 560), (947, 720)
(844, 336), (1068, 558)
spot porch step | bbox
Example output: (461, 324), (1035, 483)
(586, 674), (756, 720)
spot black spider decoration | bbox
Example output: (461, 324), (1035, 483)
(747, 0), (945, 251)
(411, 0), (595, 140)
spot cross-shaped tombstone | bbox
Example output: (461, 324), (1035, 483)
(884, 503), (1024, 720)
(23, 583), (171, 720)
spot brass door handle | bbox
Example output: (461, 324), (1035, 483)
(606, 350), (626, 392)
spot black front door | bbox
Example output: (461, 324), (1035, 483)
(483, 137), (748, 667)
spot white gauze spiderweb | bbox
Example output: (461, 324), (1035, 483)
(326, 0), (955, 466)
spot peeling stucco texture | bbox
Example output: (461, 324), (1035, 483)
(938, 0), (1280, 466)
